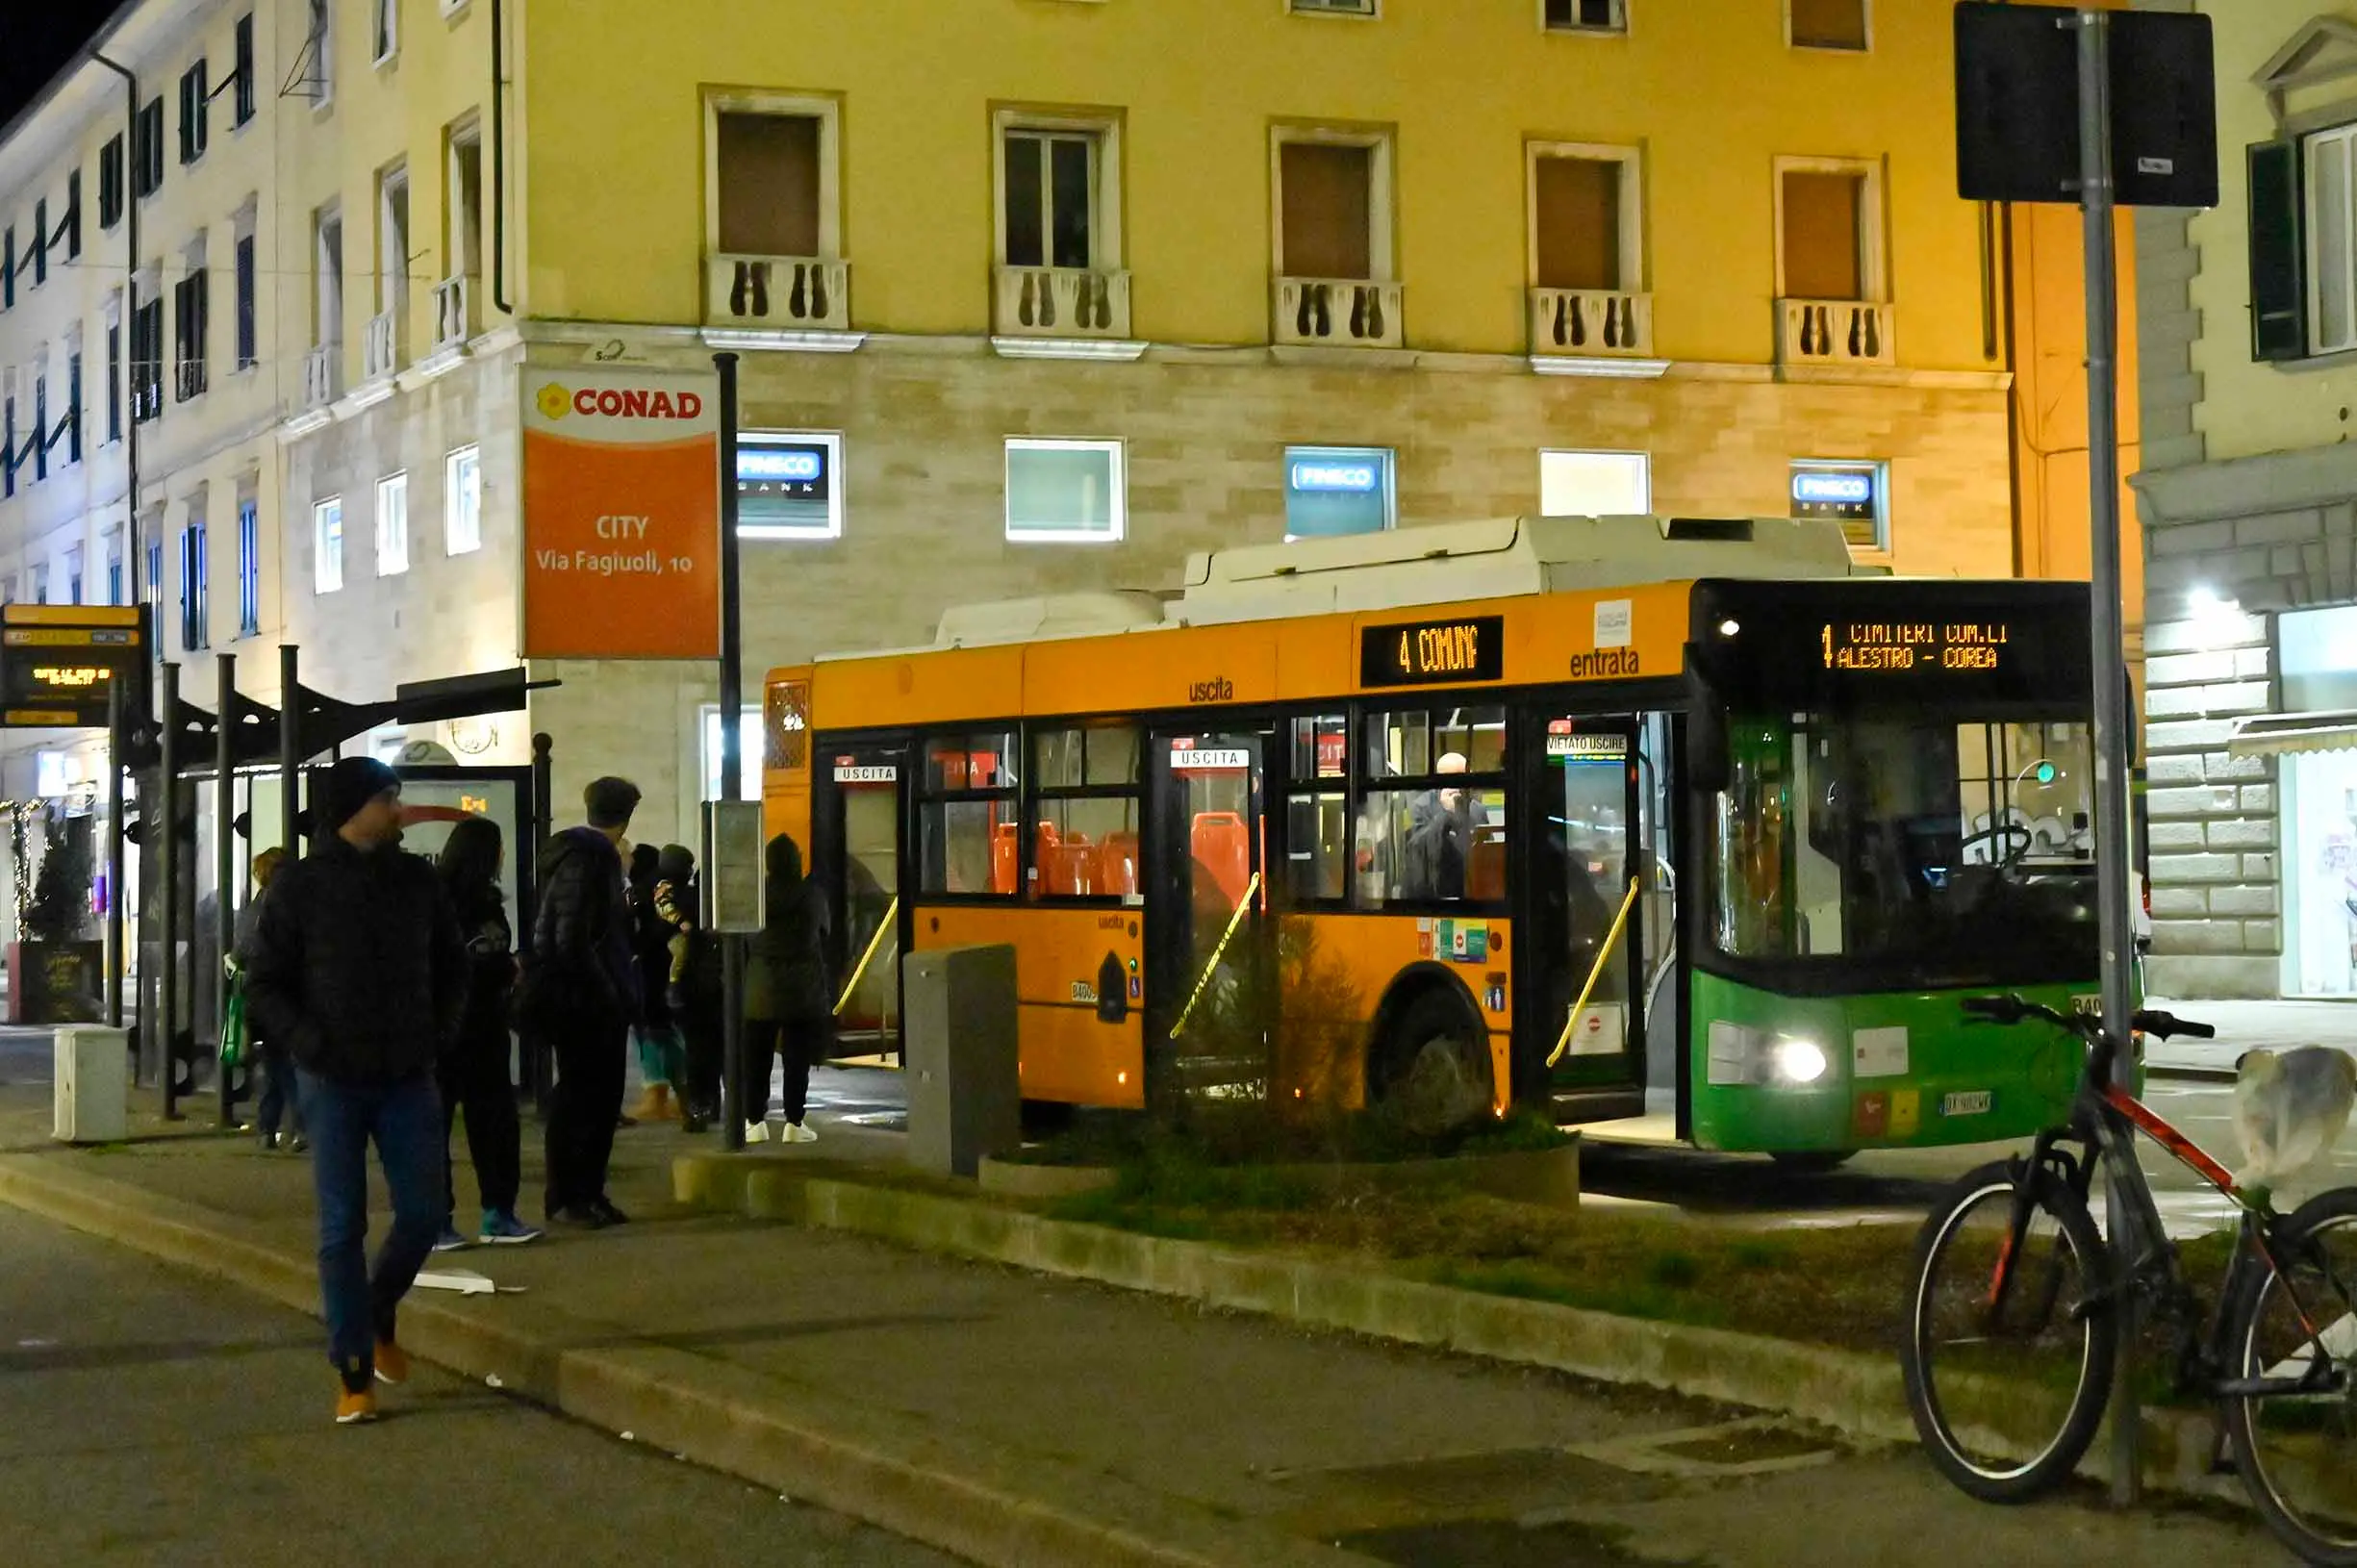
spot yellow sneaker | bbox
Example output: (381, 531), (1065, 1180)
(372, 1339), (410, 1385)
(335, 1385), (379, 1425)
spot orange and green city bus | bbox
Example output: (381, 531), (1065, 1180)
(760, 515), (2107, 1162)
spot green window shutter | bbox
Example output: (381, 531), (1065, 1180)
(2249, 139), (2306, 362)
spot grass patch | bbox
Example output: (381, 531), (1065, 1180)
(1004, 1102), (1574, 1171)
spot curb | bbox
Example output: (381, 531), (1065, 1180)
(678, 1153), (2245, 1508)
(0, 1152), (1382, 1568)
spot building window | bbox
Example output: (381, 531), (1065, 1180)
(238, 497), (260, 635)
(104, 306), (121, 443)
(172, 252), (208, 402)
(29, 362), (46, 483)
(1788, 0), (1867, 51)
(64, 545), (83, 605)
(1290, 0), (1377, 13)
(1005, 439), (1125, 544)
(235, 232), (257, 367)
(64, 350), (81, 465)
(1540, 450), (1651, 517)
(2305, 125), (2357, 357)
(1283, 445), (1394, 539)
(444, 445), (481, 554)
(32, 564), (48, 605)
(314, 209), (343, 347)
(314, 497), (344, 594)
(133, 97), (165, 198)
(63, 172), (81, 261)
(30, 200), (47, 289)
(1544, 0), (1625, 33)
(1, 226), (12, 311)
(1790, 459), (1888, 553)
(373, 0), (398, 63)
(376, 471), (409, 575)
(738, 432), (843, 540)
(374, 168), (411, 372)
(698, 705), (764, 804)
(107, 542), (122, 607)
(130, 297), (163, 422)
(180, 518), (208, 651)
(1276, 137), (1385, 284)
(99, 137), (125, 228)
(1000, 124), (1106, 271)
(1777, 160), (1882, 304)
(1530, 146), (1640, 294)
(178, 61), (209, 164)
(233, 14), (256, 126)
(713, 108), (831, 260)
(145, 537), (162, 617)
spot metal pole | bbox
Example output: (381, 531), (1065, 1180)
(2075, 7), (2141, 1507)
(714, 350), (747, 1151)
(279, 644), (300, 858)
(105, 676), (125, 1030)
(158, 662), (179, 1121)
(528, 730), (553, 1112)
(215, 651), (236, 1127)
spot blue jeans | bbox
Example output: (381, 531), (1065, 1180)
(299, 1070), (444, 1391)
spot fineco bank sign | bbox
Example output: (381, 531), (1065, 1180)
(520, 368), (722, 661)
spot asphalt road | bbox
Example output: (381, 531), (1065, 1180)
(0, 1202), (965, 1568)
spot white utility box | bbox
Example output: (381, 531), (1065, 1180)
(54, 1025), (129, 1143)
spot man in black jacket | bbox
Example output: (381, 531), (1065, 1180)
(245, 757), (467, 1426)
(535, 776), (643, 1227)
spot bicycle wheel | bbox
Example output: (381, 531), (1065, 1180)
(2226, 1187), (2357, 1565)
(1901, 1159), (2116, 1501)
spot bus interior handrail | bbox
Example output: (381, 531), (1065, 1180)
(1169, 872), (1262, 1041)
(834, 896), (900, 1017)
(1549, 876), (1641, 1069)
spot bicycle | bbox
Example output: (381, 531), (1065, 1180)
(1900, 994), (2357, 1564)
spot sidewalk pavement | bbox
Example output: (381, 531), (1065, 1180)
(0, 1056), (2294, 1567)
(2142, 997), (2357, 1076)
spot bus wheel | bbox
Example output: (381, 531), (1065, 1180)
(1374, 988), (1492, 1137)
(1768, 1151), (1854, 1175)
(1020, 1100), (1076, 1139)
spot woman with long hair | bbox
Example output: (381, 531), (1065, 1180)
(434, 817), (540, 1248)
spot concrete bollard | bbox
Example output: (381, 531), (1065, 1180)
(55, 1024), (130, 1143)
(902, 944), (1020, 1178)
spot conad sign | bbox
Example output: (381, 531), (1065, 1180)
(520, 368), (721, 660)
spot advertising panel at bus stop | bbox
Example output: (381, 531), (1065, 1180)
(520, 368), (721, 660)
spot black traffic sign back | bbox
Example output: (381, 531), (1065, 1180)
(1955, 3), (2218, 209)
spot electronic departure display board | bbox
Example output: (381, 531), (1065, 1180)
(0, 606), (148, 728)
(1359, 615), (1506, 689)
(1689, 580), (2090, 707)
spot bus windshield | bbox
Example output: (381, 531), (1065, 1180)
(1712, 712), (2099, 988)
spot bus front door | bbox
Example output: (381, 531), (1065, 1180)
(813, 742), (909, 1065)
(1145, 730), (1270, 1106)
(1519, 715), (1645, 1119)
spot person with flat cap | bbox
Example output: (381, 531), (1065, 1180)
(244, 757), (468, 1426)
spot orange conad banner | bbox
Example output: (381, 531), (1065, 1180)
(520, 368), (722, 660)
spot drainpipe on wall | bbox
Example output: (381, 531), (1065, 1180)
(491, 0), (511, 315)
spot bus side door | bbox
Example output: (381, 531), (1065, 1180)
(812, 741), (910, 1064)
(1143, 728), (1271, 1105)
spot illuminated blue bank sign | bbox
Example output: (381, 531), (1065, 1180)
(1789, 460), (1886, 551)
(737, 434), (839, 538)
(1284, 446), (1394, 539)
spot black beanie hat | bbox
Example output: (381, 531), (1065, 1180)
(317, 757), (402, 836)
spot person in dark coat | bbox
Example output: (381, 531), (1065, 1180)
(433, 817), (540, 1250)
(653, 845), (723, 1132)
(243, 758), (467, 1426)
(232, 847), (302, 1151)
(533, 776), (642, 1227)
(743, 833), (832, 1144)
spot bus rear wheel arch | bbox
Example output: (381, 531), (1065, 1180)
(1365, 969), (1495, 1135)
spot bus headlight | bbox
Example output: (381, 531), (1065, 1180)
(1771, 1037), (1829, 1085)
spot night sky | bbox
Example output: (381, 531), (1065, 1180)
(1, 0), (121, 136)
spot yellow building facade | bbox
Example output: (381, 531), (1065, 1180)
(0, 0), (2110, 863)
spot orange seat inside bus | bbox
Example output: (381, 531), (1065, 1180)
(1100, 832), (1139, 897)
(1191, 813), (1251, 906)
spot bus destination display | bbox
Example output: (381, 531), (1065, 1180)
(0, 611), (146, 727)
(1821, 620), (2013, 674)
(1359, 615), (1505, 689)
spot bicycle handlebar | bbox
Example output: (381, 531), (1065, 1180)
(1960, 993), (2216, 1041)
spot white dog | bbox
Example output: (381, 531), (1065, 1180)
(2234, 1047), (2357, 1197)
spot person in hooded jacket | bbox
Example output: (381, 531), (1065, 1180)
(624, 844), (685, 1124)
(652, 844), (723, 1132)
(532, 776), (642, 1228)
(243, 758), (467, 1425)
(432, 816), (541, 1250)
(743, 833), (832, 1144)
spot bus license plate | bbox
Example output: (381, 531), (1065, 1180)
(1941, 1090), (1992, 1118)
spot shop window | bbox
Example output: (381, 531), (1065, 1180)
(1005, 439), (1124, 543)
(1283, 445), (1393, 539)
(1540, 449), (1650, 517)
(1790, 458), (1888, 553)
(737, 432), (842, 540)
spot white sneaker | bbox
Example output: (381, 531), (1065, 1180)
(744, 1121), (771, 1145)
(785, 1122), (819, 1144)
